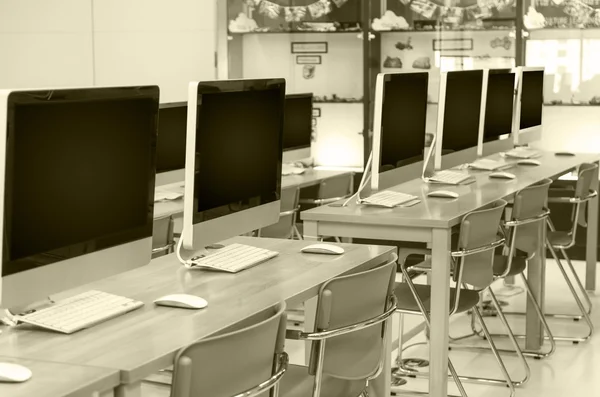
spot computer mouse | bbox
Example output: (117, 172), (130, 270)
(555, 151), (575, 156)
(154, 294), (208, 310)
(0, 362), (32, 383)
(301, 244), (345, 255)
(517, 159), (541, 166)
(489, 171), (516, 180)
(427, 190), (459, 199)
(291, 168), (305, 175)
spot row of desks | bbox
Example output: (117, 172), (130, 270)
(301, 150), (600, 397)
(154, 168), (355, 219)
(0, 237), (395, 397)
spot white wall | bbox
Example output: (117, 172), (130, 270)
(93, 0), (216, 102)
(0, 0), (216, 102)
(0, 0), (94, 89)
(533, 106), (600, 153)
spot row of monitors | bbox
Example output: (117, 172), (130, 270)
(0, 79), (290, 309)
(371, 67), (544, 189)
(157, 92), (312, 180)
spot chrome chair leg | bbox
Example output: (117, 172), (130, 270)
(546, 244), (594, 343)
(448, 289), (531, 387)
(473, 274), (557, 359)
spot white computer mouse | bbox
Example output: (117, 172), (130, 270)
(0, 362), (32, 383)
(489, 171), (516, 180)
(517, 159), (541, 166)
(427, 190), (459, 199)
(154, 294), (208, 310)
(291, 168), (305, 175)
(301, 244), (345, 255)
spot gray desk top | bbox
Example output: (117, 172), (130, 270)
(0, 356), (119, 397)
(301, 151), (600, 229)
(153, 168), (355, 219)
(0, 237), (394, 384)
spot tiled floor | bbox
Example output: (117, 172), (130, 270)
(143, 258), (600, 397)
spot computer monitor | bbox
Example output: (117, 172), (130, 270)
(514, 67), (544, 145)
(156, 102), (187, 186)
(282, 93), (312, 163)
(0, 86), (159, 310)
(435, 69), (485, 169)
(181, 79), (284, 251)
(372, 72), (429, 191)
(480, 69), (516, 156)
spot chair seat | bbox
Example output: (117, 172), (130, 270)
(547, 231), (573, 248)
(493, 255), (527, 277)
(394, 283), (480, 315)
(280, 364), (367, 397)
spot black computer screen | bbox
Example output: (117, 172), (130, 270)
(441, 70), (483, 152)
(520, 70), (544, 130)
(193, 80), (284, 223)
(380, 73), (429, 169)
(157, 103), (187, 173)
(3, 87), (159, 277)
(283, 94), (312, 152)
(484, 70), (515, 142)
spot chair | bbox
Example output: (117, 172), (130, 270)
(454, 179), (557, 361)
(280, 255), (397, 397)
(392, 200), (527, 397)
(152, 215), (175, 259)
(143, 302), (288, 397)
(259, 187), (302, 240)
(299, 173), (354, 241)
(545, 163), (597, 324)
(497, 164), (597, 344)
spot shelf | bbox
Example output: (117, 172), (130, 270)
(371, 27), (514, 34)
(229, 29), (362, 35)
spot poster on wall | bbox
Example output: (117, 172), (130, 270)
(525, 0), (600, 29)
(228, 0), (362, 33)
(372, 0), (516, 31)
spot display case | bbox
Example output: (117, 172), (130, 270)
(219, 0), (529, 167)
(224, 0), (369, 168)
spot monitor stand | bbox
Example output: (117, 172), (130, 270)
(0, 297), (55, 327)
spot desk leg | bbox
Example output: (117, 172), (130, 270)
(525, 219), (546, 350)
(115, 382), (141, 397)
(99, 391), (115, 397)
(429, 229), (451, 397)
(586, 162), (599, 292)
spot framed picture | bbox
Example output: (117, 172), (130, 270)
(291, 42), (328, 54)
(296, 55), (322, 65)
(432, 38), (473, 51)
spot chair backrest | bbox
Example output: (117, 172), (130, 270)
(511, 179), (552, 256)
(170, 303), (286, 397)
(259, 187), (300, 239)
(574, 163), (598, 228)
(308, 257), (396, 381)
(152, 215), (174, 258)
(454, 199), (507, 290)
(317, 174), (353, 201)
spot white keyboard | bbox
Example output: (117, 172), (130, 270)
(505, 148), (540, 159)
(428, 170), (473, 185)
(361, 190), (419, 208)
(469, 159), (508, 171)
(187, 243), (279, 273)
(18, 290), (143, 334)
(282, 166), (305, 176)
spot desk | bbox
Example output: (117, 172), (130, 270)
(0, 237), (395, 397)
(153, 168), (355, 219)
(301, 151), (600, 397)
(0, 357), (119, 397)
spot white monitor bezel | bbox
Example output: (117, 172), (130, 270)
(282, 147), (311, 163)
(479, 68), (517, 156)
(371, 71), (430, 191)
(513, 66), (544, 146)
(182, 81), (281, 252)
(0, 87), (154, 309)
(435, 70), (485, 170)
